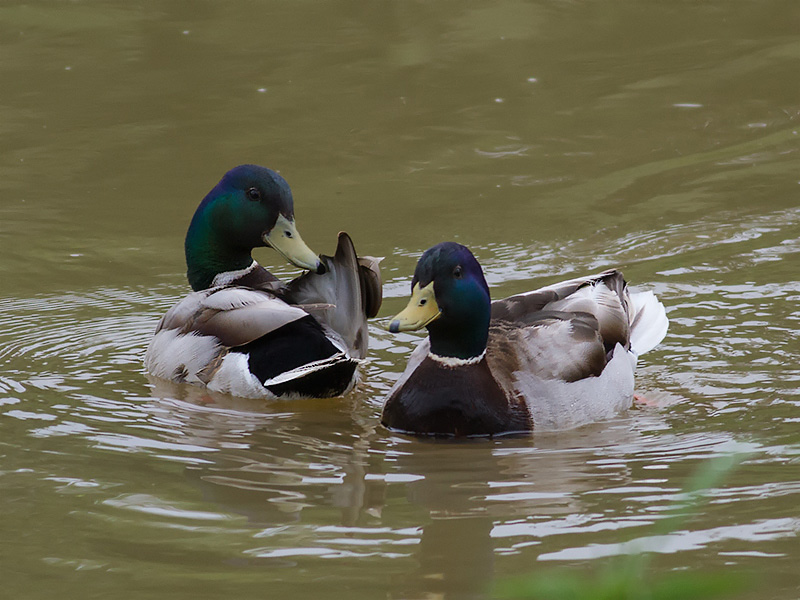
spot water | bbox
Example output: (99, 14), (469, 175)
(1, 1), (799, 598)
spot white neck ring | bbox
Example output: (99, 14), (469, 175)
(428, 350), (486, 367)
(211, 261), (258, 287)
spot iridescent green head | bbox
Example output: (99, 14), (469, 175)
(389, 242), (491, 360)
(184, 165), (323, 291)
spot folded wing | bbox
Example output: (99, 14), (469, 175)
(488, 269), (667, 386)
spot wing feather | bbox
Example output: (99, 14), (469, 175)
(487, 316), (606, 387)
(155, 287), (308, 346)
(491, 269), (632, 352)
(195, 301), (308, 347)
(281, 232), (380, 359)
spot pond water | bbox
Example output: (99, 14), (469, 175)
(1, 1), (799, 598)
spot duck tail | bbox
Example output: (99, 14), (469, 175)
(628, 290), (669, 356)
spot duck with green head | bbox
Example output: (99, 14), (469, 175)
(382, 242), (668, 437)
(145, 164), (382, 399)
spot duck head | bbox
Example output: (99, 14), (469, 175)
(389, 242), (491, 360)
(184, 165), (324, 291)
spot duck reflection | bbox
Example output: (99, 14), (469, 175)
(146, 376), (673, 597)
(147, 376), (386, 526)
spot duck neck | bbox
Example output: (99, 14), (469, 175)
(427, 317), (489, 361)
(185, 213), (255, 291)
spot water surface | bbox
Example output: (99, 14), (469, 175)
(1, 1), (799, 598)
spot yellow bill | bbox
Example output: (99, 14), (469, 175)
(388, 282), (441, 333)
(264, 214), (325, 273)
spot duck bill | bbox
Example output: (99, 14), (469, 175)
(264, 214), (325, 274)
(388, 282), (441, 333)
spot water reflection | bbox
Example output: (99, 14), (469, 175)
(2, 0), (800, 596)
(2, 205), (799, 598)
(142, 374), (782, 599)
(138, 378), (713, 597)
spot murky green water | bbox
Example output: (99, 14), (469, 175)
(2, 1), (799, 598)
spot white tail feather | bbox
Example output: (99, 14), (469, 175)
(261, 353), (358, 387)
(628, 291), (669, 356)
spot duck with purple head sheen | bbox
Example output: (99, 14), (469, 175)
(382, 242), (668, 437)
(145, 165), (382, 399)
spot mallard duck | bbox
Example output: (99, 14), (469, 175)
(382, 242), (668, 437)
(145, 164), (381, 399)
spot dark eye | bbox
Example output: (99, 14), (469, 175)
(453, 266), (463, 279)
(247, 187), (261, 201)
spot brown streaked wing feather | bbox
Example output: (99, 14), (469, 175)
(156, 290), (210, 333)
(156, 287), (308, 347)
(546, 284), (630, 352)
(491, 269), (632, 352)
(193, 299), (308, 347)
(199, 287), (279, 311)
(487, 313), (607, 386)
(491, 269), (618, 320)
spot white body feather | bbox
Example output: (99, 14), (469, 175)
(144, 329), (221, 385)
(207, 352), (274, 398)
(516, 344), (636, 431)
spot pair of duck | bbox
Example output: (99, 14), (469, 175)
(145, 165), (668, 437)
